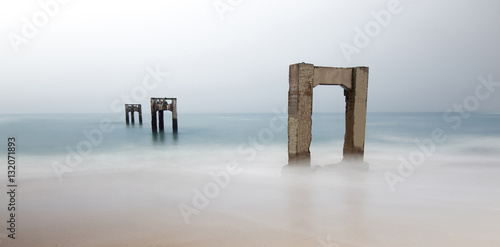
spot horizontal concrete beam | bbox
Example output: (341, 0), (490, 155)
(151, 98), (176, 111)
(313, 67), (353, 90)
(153, 104), (173, 111)
(151, 98), (177, 101)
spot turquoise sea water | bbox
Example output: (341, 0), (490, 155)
(0, 112), (499, 157)
(0, 111), (499, 181)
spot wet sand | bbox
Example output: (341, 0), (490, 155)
(2, 153), (500, 247)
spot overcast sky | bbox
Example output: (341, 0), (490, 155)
(1, 0), (499, 114)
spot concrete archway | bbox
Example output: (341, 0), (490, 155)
(287, 63), (369, 164)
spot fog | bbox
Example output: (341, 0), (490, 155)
(2, 145), (499, 246)
(1, 0), (499, 114)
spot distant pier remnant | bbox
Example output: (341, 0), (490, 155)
(288, 63), (369, 164)
(125, 104), (143, 124)
(151, 98), (178, 133)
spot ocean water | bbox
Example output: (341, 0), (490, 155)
(1, 112), (500, 155)
(1, 112), (499, 162)
(0, 112), (499, 246)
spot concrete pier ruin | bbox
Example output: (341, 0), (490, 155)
(288, 63), (369, 164)
(151, 98), (178, 133)
(125, 104), (143, 124)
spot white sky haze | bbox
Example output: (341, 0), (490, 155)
(1, 0), (499, 113)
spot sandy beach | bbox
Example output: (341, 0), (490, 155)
(3, 151), (499, 247)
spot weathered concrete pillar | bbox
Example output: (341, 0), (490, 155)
(151, 99), (157, 133)
(172, 98), (178, 133)
(287, 63), (369, 164)
(131, 109), (135, 124)
(343, 67), (369, 161)
(138, 105), (143, 124)
(288, 63), (314, 164)
(158, 110), (164, 132)
(125, 105), (130, 124)
(126, 104), (142, 125)
(151, 98), (178, 133)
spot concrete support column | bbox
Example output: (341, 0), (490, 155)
(138, 105), (143, 124)
(172, 99), (178, 133)
(343, 67), (369, 161)
(158, 111), (164, 132)
(131, 109), (135, 124)
(125, 105), (130, 124)
(288, 63), (314, 164)
(151, 99), (157, 133)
